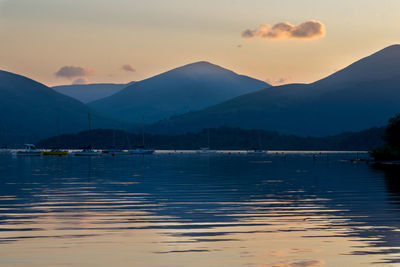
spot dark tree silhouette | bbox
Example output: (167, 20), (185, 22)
(371, 114), (400, 160)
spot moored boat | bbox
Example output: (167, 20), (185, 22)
(128, 117), (155, 155)
(196, 129), (216, 154)
(196, 147), (216, 154)
(73, 148), (100, 156)
(73, 113), (100, 156)
(42, 149), (68, 156)
(129, 146), (155, 155)
(12, 144), (42, 156)
(246, 148), (267, 155)
(0, 146), (10, 154)
(246, 131), (266, 155)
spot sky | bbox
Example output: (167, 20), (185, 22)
(0, 0), (400, 86)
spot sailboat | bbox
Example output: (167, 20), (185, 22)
(12, 144), (42, 156)
(102, 130), (131, 155)
(42, 116), (68, 156)
(73, 113), (100, 156)
(246, 130), (266, 155)
(74, 145), (100, 156)
(0, 123), (9, 154)
(196, 129), (216, 154)
(129, 116), (154, 155)
(246, 148), (266, 155)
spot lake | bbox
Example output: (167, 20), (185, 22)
(0, 152), (399, 266)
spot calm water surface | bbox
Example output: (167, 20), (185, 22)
(0, 152), (399, 266)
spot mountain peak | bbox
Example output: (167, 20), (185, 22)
(316, 44), (400, 86)
(369, 44), (400, 59)
(187, 61), (214, 66)
(378, 44), (400, 52)
(89, 61), (269, 124)
(172, 61), (229, 75)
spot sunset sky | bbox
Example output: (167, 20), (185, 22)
(1, 0), (399, 86)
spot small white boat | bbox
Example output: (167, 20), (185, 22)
(0, 146), (10, 154)
(196, 147), (217, 154)
(246, 149), (267, 155)
(73, 148), (100, 156)
(73, 114), (101, 156)
(12, 144), (42, 156)
(196, 129), (216, 154)
(128, 117), (155, 155)
(129, 147), (155, 155)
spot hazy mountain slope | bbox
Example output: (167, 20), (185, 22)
(89, 61), (270, 123)
(52, 82), (132, 103)
(151, 45), (400, 136)
(0, 70), (117, 144)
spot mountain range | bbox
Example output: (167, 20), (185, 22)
(52, 82), (133, 103)
(89, 61), (270, 124)
(151, 45), (400, 136)
(1, 45), (400, 145)
(0, 70), (117, 144)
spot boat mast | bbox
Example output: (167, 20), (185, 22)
(88, 113), (91, 132)
(57, 115), (60, 148)
(142, 116), (145, 147)
(207, 128), (210, 148)
(88, 112), (92, 148)
(113, 129), (116, 148)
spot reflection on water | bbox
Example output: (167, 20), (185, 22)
(0, 153), (399, 266)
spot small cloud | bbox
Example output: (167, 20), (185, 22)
(55, 66), (94, 79)
(266, 76), (292, 86)
(121, 64), (136, 72)
(289, 260), (325, 267)
(72, 77), (89, 85)
(237, 44), (242, 48)
(242, 20), (325, 40)
(269, 259), (324, 267)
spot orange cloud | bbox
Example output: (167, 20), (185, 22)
(289, 260), (325, 267)
(242, 20), (325, 40)
(268, 259), (325, 267)
(121, 64), (136, 72)
(55, 66), (94, 79)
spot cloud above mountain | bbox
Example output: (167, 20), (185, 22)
(242, 20), (325, 40)
(121, 64), (136, 72)
(55, 66), (95, 79)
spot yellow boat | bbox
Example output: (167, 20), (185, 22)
(42, 150), (68, 156)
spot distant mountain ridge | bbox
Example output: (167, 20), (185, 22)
(89, 61), (270, 124)
(52, 82), (133, 103)
(0, 70), (117, 144)
(151, 45), (400, 136)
